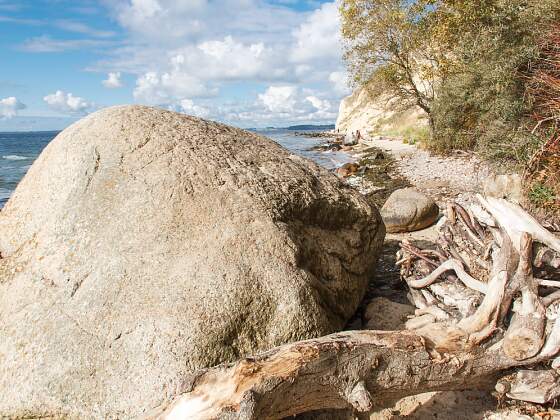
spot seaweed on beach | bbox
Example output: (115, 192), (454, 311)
(356, 146), (410, 209)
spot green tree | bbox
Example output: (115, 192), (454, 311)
(340, 0), (442, 126)
(342, 0), (560, 164)
(429, 0), (560, 161)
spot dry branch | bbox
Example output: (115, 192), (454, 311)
(497, 370), (560, 404)
(502, 233), (545, 360)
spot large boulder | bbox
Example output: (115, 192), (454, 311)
(381, 188), (439, 233)
(0, 106), (385, 418)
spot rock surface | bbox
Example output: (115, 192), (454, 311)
(0, 106), (385, 418)
(337, 162), (360, 178)
(364, 297), (414, 330)
(483, 173), (523, 203)
(380, 188), (439, 233)
(343, 132), (358, 146)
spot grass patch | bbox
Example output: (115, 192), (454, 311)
(528, 182), (556, 206)
(375, 125), (430, 145)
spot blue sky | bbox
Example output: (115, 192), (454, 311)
(0, 0), (350, 131)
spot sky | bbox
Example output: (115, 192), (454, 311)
(0, 0), (351, 131)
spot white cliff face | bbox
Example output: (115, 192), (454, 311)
(335, 86), (427, 135)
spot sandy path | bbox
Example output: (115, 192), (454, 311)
(359, 137), (492, 205)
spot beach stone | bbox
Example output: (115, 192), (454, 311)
(337, 162), (359, 178)
(380, 187), (439, 233)
(483, 173), (523, 203)
(0, 105), (385, 418)
(364, 297), (414, 330)
(343, 132), (358, 146)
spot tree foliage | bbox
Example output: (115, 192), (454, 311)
(429, 0), (560, 163)
(340, 0), (560, 166)
(340, 0), (441, 119)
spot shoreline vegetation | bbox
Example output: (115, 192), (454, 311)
(340, 0), (560, 219)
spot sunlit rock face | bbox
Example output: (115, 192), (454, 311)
(0, 105), (384, 418)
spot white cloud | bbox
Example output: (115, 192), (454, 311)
(54, 20), (116, 38)
(256, 86), (337, 121)
(306, 96), (331, 112)
(102, 72), (123, 88)
(118, 0), (164, 25)
(291, 2), (342, 63)
(195, 36), (279, 80)
(329, 71), (351, 95)
(131, 35), (286, 107)
(43, 90), (93, 114)
(215, 85), (338, 126)
(0, 15), (43, 25)
(108, 0), (298, 45)
(95, 1), (348, 126)
(111, 0), (209, 43)
(258, 86), (298, 113)
(133, 68), (213, 105)
(178, 99), (210, 118)
(0, 96), (26, 119)
(21, 35), (114, 52)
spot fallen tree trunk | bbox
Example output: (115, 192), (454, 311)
(147, 197), (560, 419)
(148, 330), (516, 420)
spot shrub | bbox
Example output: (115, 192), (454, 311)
(523, 24), (560, 216)
(341, 0), (560, 169)
(427, 0), (560, 164)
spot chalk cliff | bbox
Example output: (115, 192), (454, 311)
(335, 86), (426, 135)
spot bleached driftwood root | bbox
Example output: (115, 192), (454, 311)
(147, 197), (559, 419)
(496, 370), (560, 404)
(477, 195), (560, 254)
(398, 197), (560, 403)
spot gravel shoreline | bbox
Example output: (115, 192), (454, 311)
(358, 136), (493, 205)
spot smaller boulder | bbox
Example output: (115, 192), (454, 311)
(343, 132), (358, 146)
(483, 174), (522, 203)
(337, 162), (359, 178)
(364, 297), (414, 330)
(381, 187), (439, 233)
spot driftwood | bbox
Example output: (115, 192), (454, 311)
(148, 197), (560, 419)
(496, 370), (560, 404)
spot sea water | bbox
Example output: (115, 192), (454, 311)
(0, 131), (56, 207)
(0, 128), (352, 207)
(257, 128), (354, 169)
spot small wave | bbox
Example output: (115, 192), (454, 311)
(2, 155), (29, 161)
